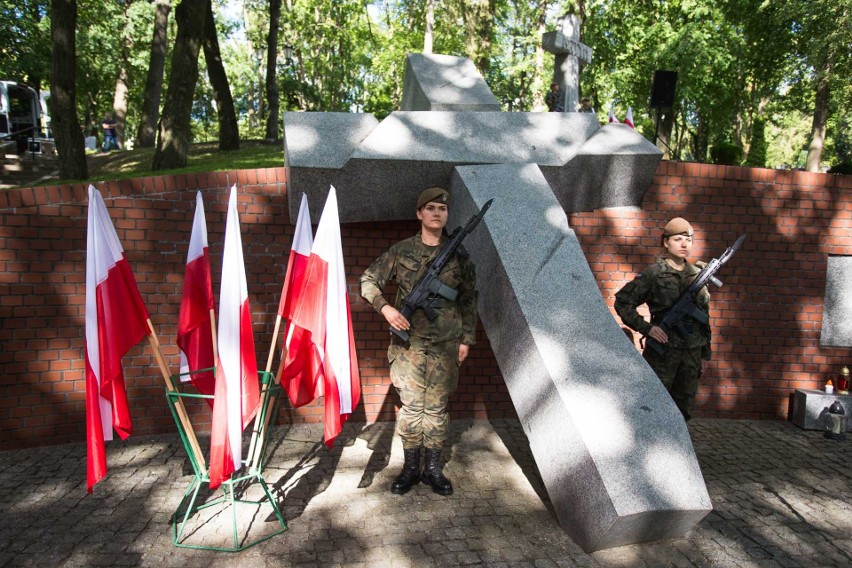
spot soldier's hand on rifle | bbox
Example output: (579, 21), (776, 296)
(648, 325), (668, 344)
(458, 344), (469, 366)
(381, 305), (410, 332)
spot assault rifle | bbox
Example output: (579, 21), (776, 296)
(391, 199), (493, 342)
(646, 234), (746, 354)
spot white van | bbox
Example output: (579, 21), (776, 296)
(0, 81), (50, 153)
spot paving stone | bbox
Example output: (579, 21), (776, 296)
(0, 420), (850, 566)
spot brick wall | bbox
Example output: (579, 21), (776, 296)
(569, 161), (852, 420)
(0, 168), (511, 450)
(1, 162), (850, 450)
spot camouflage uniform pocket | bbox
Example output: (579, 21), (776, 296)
(388, 343), (402, 364)
(397, 254), (422, 292)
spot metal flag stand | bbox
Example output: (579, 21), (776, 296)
(165, 369), (287, 552)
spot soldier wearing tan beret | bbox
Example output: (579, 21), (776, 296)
(614, 217), (711, 421)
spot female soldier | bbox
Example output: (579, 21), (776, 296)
(614, 217), (711, 421)
(360, 187), (478, 495)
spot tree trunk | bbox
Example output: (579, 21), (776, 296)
(202, 0), (239, 150)
(693, 114), (708, 163)
(50, 0), (87, 180)
(806, 59), (832, 172)
(264, 0), (282, 142)
(532, 0), (547, 111)
(112, 0), (132, 148)
(424, 0), (435, 54)
(242, 0), (257, 131)
(462, 0), (493, 74)
(153, 0), (206, 171)
(136, 0), (171, 148)
(655, 108), (675, 160)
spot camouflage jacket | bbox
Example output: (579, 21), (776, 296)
(614, 257), (711, 359)
(360, 232), (478, 345)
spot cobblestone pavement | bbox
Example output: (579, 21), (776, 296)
(0, 418), (850, 567)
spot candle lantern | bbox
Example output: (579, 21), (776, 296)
(823, 400), (848, 441)
(838, 366), (850, 395)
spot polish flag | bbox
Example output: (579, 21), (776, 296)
(624, 107), (635, 129)
(177, 191), (215, 402)
(608, 108), (620, 123)
(277, 193), (318, 407)
(208, 185), (261, 489)
(284, 186), (361, 447)
(85, 185), (150, 492)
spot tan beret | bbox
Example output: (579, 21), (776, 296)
(663, 217), (693, 237)
(416, 187), (449, 209)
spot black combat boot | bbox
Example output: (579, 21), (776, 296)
(421, 447), (453, 495)
(391, 447), (421, 494)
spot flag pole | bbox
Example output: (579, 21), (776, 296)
(209, 308), (218, 364)
(265, 315), (282, 373)
(146, 319), (207, 474)
(246, 315), (285, 471)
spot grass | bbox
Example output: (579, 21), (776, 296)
(53, 139), (285, 187)
(88, 139), (285, 180)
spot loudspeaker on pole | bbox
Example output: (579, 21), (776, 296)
(649, 70), (678, 109)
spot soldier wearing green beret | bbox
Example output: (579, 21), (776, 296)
(360, 187), (478, 495)
(614, 217), (711, 421)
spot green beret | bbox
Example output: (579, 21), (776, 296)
(416, 187), (449, 209)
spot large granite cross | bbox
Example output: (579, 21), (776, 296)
(543, 14), (593, 113)
(283, 52), (711, 552)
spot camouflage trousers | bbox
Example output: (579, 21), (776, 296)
(389, 339), (459, 450)
(643, 345), (703, 421)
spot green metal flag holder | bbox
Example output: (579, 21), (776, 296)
(165, 369), (287, 552)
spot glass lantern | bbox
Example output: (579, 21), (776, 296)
(823, 400), (848, 441)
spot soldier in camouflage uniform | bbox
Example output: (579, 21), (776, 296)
(614, 217), (711, 421)
(360, 187), (478, 496)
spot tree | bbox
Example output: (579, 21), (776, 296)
(136, 0), (171, 148)
(0, 1), (51, 91)
(745, 118), (767, 167)
(50, 0), (87, 180)
(111, 0), (134, 148)
(152, 0), (206, 170)
(460, 0), (496, 74)
(264, 0), (282, 142)
(202, 0), (239, 151)
(791, 0), (852, 172)
(424, 0), (435, 53)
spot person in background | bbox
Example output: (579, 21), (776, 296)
(545, 82), (563, 112)
(578, 97), (595, 113)
(101, 112), (118, 152)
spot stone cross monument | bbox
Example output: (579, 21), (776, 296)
(283, 53), (711, 553)
(543, 14), (593, 112)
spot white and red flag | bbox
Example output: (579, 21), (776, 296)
(282, 186), (361, 447)
(608, 108), (620, 123)
(208, 185), (261, 489)
(85, 185), (150, 493)
(277, 193), (318, 407)
(624, 107), (635, 129)
(177, 191), (215, 402)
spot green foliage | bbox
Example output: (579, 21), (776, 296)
(765, 111), (812, 169)
(0, 0), (51, 88)
(835, 115), (852, 163)
(829, 161), (852, 175)
(745, 118), (767, 167)
(709, 141), (743, 166)
(15, 0), (849, 174)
